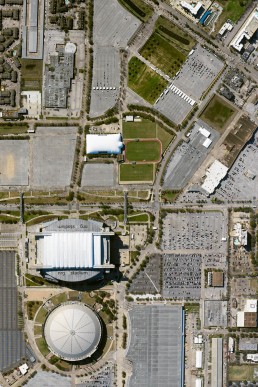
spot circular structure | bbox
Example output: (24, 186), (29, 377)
(44, 302), (102, 361)
(65, 42), (76, 54)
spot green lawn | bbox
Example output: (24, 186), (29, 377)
(20, 59), (43, 91)
(35, 307), (48, 324)
(200, 95), (237, 132)
(156, 16), (195, 53)
(123, 119), (156, 139)
(128, 213), (149, 222)
(157, 126), (174, 151)
(228, 365), (258, 382)
(117, 0), (153, 22)
(35, 337), (50, 356)
(0, 124), (29, 135)
(128, 57), (168, 105)
(216, 0), (253, 30)
(125, 140), (161, 162)
(140, 32), (186, 78)
(162, 190), (181, 202)
(120, 164), (154, 182)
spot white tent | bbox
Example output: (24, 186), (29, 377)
(86, 134), (123, 154)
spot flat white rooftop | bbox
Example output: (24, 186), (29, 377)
(202, 160), (228, 194)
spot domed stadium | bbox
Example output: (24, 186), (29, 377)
(44, 302), (102, 361)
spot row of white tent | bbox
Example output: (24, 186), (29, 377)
(168, 84), (195, 105)
(92, 86), (116, 90)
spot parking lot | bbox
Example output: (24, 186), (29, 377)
(77, 365), (114, 387)
(91, 0), (140, 117)
(213, 132), (258, 201)
(90, 47), (120, 117)
(173, 44), (224, 100)
(0, 140), (29, 186)
(30, 127), (77, 188)
(163, 120), (219, 189)
(129, 254), (161, 295)
(0, 251), (26, 371)
(162, 211), (227, 252)
(163, 254), (201, 299)
(203, 300), (227, 327)
(25, 371), (71, 387)
(127, 305), (184, 387)
(203, 254), (227, 270)
(81, 163), (115, 187)
(93, 0), (140, 47)
(154, 89), (193, 125)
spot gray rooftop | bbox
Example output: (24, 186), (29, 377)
(43, 219), (104, 233)
(0, 251), (26, 371)
(44, 45), (75, 108)
(127, 305), (184, 387)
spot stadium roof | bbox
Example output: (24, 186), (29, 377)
(86, 134), (123, 154)
(201, 160), (228, 194)
(36, 219), (114, 270)
(44, 303), (102, 361)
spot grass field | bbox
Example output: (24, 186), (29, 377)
(157, 126), (174, 151)
(123, 118), (174, 154)
(128, 57), (168, 104)
(123, 119), (156, 139)
(125, 140), (161, 162)
(20, 59), (43, 91)
(156, 16), (195, 53)
(140, 32), (186, 78)
(0, 124), (28, 135)
(216, 0), (253, 30)
(35, 337), (50, 356)
(117, 0), (153, 22)
(200, 95), (237, 132)
(120, 164), (154, 182)
(228, 365), (258, 382)
(128, 213), (149, 222)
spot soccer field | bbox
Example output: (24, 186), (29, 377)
(123, 119), (156, 139)
(120, 164), (154, 182)
(125, 140), (161, 162)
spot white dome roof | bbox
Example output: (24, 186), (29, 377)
(65, 42), (77, 54)
(44, 302), (102, 361)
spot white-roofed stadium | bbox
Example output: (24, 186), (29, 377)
(33, 219), (114, 283)
(44, 302), (102, 361)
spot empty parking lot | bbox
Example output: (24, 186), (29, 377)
(162, 211), (227, 252)
(127, 305), (184, 387)
(154, 89), (193, 125)
(93, 0), (140, 47)
(30, 127), (77, 188)
(81, 163), (115, 187)
(163, 120), (219, 189)
(91, 0), (140, 117)
(0, 140), (29, 186)
(90, 47), (120, 117)
(204, 300), (227, 327)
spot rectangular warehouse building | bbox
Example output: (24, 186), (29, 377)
(212, 338), (223, 387)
